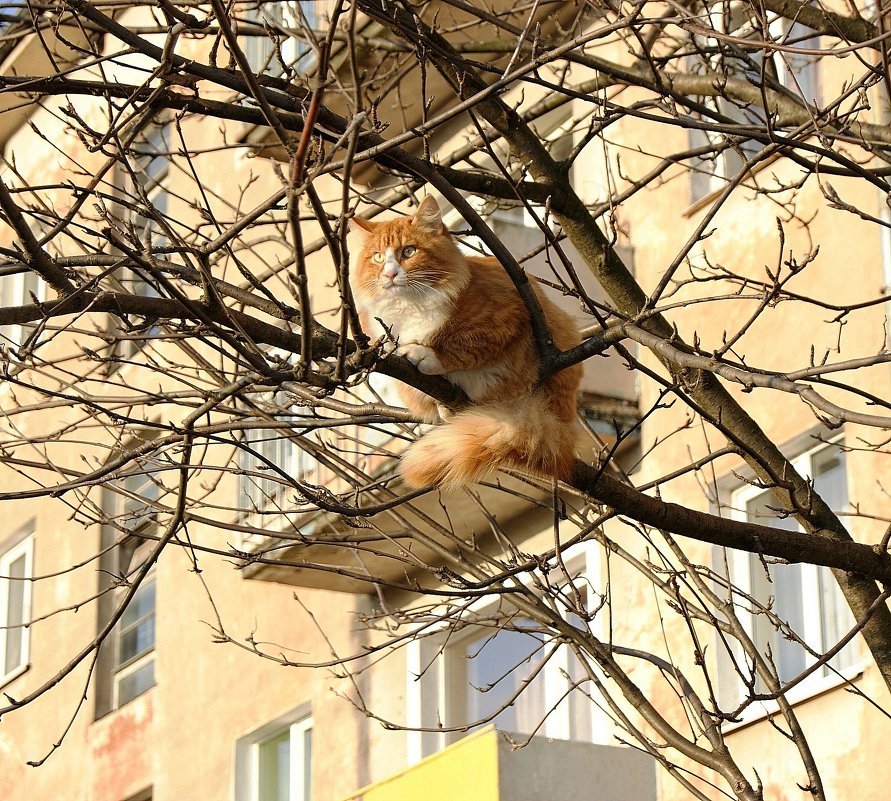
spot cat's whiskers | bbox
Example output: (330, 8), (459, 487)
(405, 270), (450, 290)
(405, 269), (447, 282)
(407, 280), (453, 305)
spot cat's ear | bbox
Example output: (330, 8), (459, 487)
(350, 216), (376, 237)
(413, 196), (443, 233)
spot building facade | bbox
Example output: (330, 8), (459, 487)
(0, 2), (889, 801)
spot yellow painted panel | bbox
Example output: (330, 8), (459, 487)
(339, 726), (500, 801)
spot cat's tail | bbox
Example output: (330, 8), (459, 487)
(398, 395), (578, 491)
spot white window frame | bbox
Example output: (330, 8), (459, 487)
(237, 424), (318, 547)
(235, 710), (313, 801)
(134, 123), (171, 251)
(237, 390), (319, 538)
(720, 438), (863, 717)
(239, 426), (312, 508)
(112, 467), (160, 707)
(687, 4), (819, 205)
(767, 14), (821, 106)
(112, 570), (156, 708)
(405, 543), (611, 764)
(0, 531), (34, 686)
(0, 267), (46, 349)
(243, 1), (320, 77)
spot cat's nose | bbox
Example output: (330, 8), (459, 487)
(382, 264), (399, 281)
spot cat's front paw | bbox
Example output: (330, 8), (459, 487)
(396, 343), (444, 375)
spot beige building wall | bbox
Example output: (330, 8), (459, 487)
(0, 13), (377, 801)
(580, 42), (891, 801)
(1, 4), (889, 801)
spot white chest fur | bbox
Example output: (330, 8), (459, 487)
(360, 288), (509, 402)
(362, 291), (450, 346)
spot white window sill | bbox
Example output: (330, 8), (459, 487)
(0, 661), (29, 690)
(722, 662), (865, 734)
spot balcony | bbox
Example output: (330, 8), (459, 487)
(238, 468), (558, 593)
(238, 393), (639, 594)
(338, 727), (656, 801)
(239, 1), (591, 182)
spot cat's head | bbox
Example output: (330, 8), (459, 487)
(351, 196), (469, 302)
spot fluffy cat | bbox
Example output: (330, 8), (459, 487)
(351, 195), (582, 490)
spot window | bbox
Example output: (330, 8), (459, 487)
(407, 548), (610, 761)
(236, 711), (313, 801)
(237, 395), (319, 547)
(237, 412), (319, 554)
(412, 615), (600, 758)
(114, 567), (156, 706)
(0, 267), (45, 349)
(880, 85), (891, 304)
(114, 123), (171, 357)
(458, 106), (574, 242)
(113, 469), (159, 707)
(0, 529), (33, 685)
(717, 440), (859, 708)
(685, 3), (763, 203)
(128, 122), (171, 253)
(768, 16), (820, 105)
(686, 4), (820, 204)
(882, 194), (891, 342)
(239, 426), (316, 514)
(455, 621), (547, 734)
(95, 462), (160, 716)
(243, 2), (320, 77)
(687, 107), (761, 204)
(448, 618), (592, 739)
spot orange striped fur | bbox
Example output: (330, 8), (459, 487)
(351, 196), (582, 490)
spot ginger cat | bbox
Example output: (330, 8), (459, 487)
(351, 195), (582, 490)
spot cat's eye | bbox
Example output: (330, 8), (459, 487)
(371, 252), (384, 263)
(402, 245), (417, 259)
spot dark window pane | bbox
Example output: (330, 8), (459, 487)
(812, 444), (847, 514)
(770, 562), (806, 680)
(811, 445), (856, 672)
(118, 578), (156, 667)
(119, 617), (155, 664)
(121, 580), (156, 629)
(117, 660), (155, 705)
(463, 624), (546, 734)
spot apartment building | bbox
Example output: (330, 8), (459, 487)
(0, 1), (889, 801)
